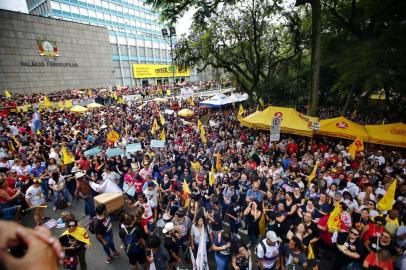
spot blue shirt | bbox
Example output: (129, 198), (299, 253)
(246, 189), (263, 202)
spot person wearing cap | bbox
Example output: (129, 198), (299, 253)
(74, 171), (95, 218)
(256, 230), (281, 270)
(171, 208), (192, 252)
(163, 222), (182, 269)
(25, 178), (46, 225)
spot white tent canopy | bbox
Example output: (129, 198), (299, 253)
(199, 92), (248, 108)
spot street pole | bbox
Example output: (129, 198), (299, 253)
(170, 35), (175, 100)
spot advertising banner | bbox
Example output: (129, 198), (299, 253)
(132, 64), (190, 78)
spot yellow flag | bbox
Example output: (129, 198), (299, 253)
(5, 90), (11, 98)
(190, 97), (195, 106)
(160, 129), (166, 141)
(166, 89), (171, 96)
(347, 137), (364, 159)
(216, 153), (221, 172)
(197, 119), (206, 135)
(159, 113), (166, 125)
(377, 180), (397, 211)
(151, 118), (159, 134)
(307, 161), (319, 187)
(209, 164), (215, 186)
(36, 130), (41, 135)
(42, 96), (53, 107)
(9, 142), (16, 152)
(327, 203), (342, 232)
(237, 104), (245, 120)
(117, 97), (125, 104)
(64, 100), (73, 108)
(56, 101), (64, 109)
(61, 146), (75, 165)
(183, 180), (191, 194)
(87, 89), (93, 98)
(201, 133), (207, 144)
(307, 244), (315, 260)
(259, 211), (266, 237)
(61, 226), (91, 247)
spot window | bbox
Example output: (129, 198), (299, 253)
(154, 48), (160, 58)
(50, 1), (60, 10)
(60, 3), (70, 12)
(102, 1), (109, 8)
(71, 6), (79, 14)
(160, 49), (166, 58)
(138, 47), (145, 57)
(146, 48), (153, 58)
(94, 0), (101, 7)
(88, 9), (96, 18)
(96, 11), (103, 19)
(79, 7), (88, 16)
(129, 46), (137, 56)
(119, 45), (128, 55)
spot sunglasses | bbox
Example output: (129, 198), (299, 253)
(350, 231), (359, 236)
(68, 224), (76, 228)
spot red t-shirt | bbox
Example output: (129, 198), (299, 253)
(286, 143), (298, 155)
(133, 179), (145, 194)
(364, 252), (393, 270)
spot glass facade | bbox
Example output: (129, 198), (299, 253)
(26, 0), (174, 86)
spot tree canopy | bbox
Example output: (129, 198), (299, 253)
(146, 0), (406, 120)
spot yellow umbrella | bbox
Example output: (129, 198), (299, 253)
(178, 108), (194, 117)
(153, 97), (166, 102)
(70, 105), (88, 113)
(86, 102), (103, 109)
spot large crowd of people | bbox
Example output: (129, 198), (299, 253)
(0, 84), (405, 270)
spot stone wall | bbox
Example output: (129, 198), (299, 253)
(0, 9), (114, 94)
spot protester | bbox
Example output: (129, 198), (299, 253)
(94, 203), (120, 264)
(1, 83), (405, 270)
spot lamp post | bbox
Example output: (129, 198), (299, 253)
(161, 26), (176, 98)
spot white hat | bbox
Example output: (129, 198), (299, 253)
(71, 167), (81, 173)
(162, 222), (175, 234)
(266, 231), (281, 242)
(162, 212), (172, 221)
(75, 171), (86, 179)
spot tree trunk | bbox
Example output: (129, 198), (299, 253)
(341, 84), (355, 115)
(309, 0), (321, 116)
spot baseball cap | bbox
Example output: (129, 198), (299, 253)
(266, 231), (281, 242)
(162, 222), (175, 234)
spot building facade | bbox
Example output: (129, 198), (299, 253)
(0, 9), (114, 94)
(25, 0), (203, 86)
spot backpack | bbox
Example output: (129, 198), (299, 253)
(256, 238), (267, 255)
(123, 227), (141, 255)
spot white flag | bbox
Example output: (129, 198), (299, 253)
(196, 227), (209, 270)
(190, 247), (197, 270)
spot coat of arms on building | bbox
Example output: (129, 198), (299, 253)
(36, 38), (59, 59)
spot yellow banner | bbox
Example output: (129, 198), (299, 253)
(132, 64), (190, 78)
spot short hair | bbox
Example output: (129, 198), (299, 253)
(146, 235), (161, 248)
(96, 203), (107, 215)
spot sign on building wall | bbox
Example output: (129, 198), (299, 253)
(132, 64), (190, 78)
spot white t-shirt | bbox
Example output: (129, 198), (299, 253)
(143, 187), (158, 208)
(102, 171), (121, 184)
(256, 239), (280, 269)
(191, 224), (211, 244)
(25, 185), (45, 206)
(48, 176), (66, 190)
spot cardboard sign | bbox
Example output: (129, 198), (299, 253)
(126, 143), (142, 153)
(106, 148), (125, 157)
(150, 140), (165, 148)
(84, 147), (102, 157)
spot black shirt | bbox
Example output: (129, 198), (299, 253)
(94, 216), (113, 236)
(59, 234), (86, 257)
